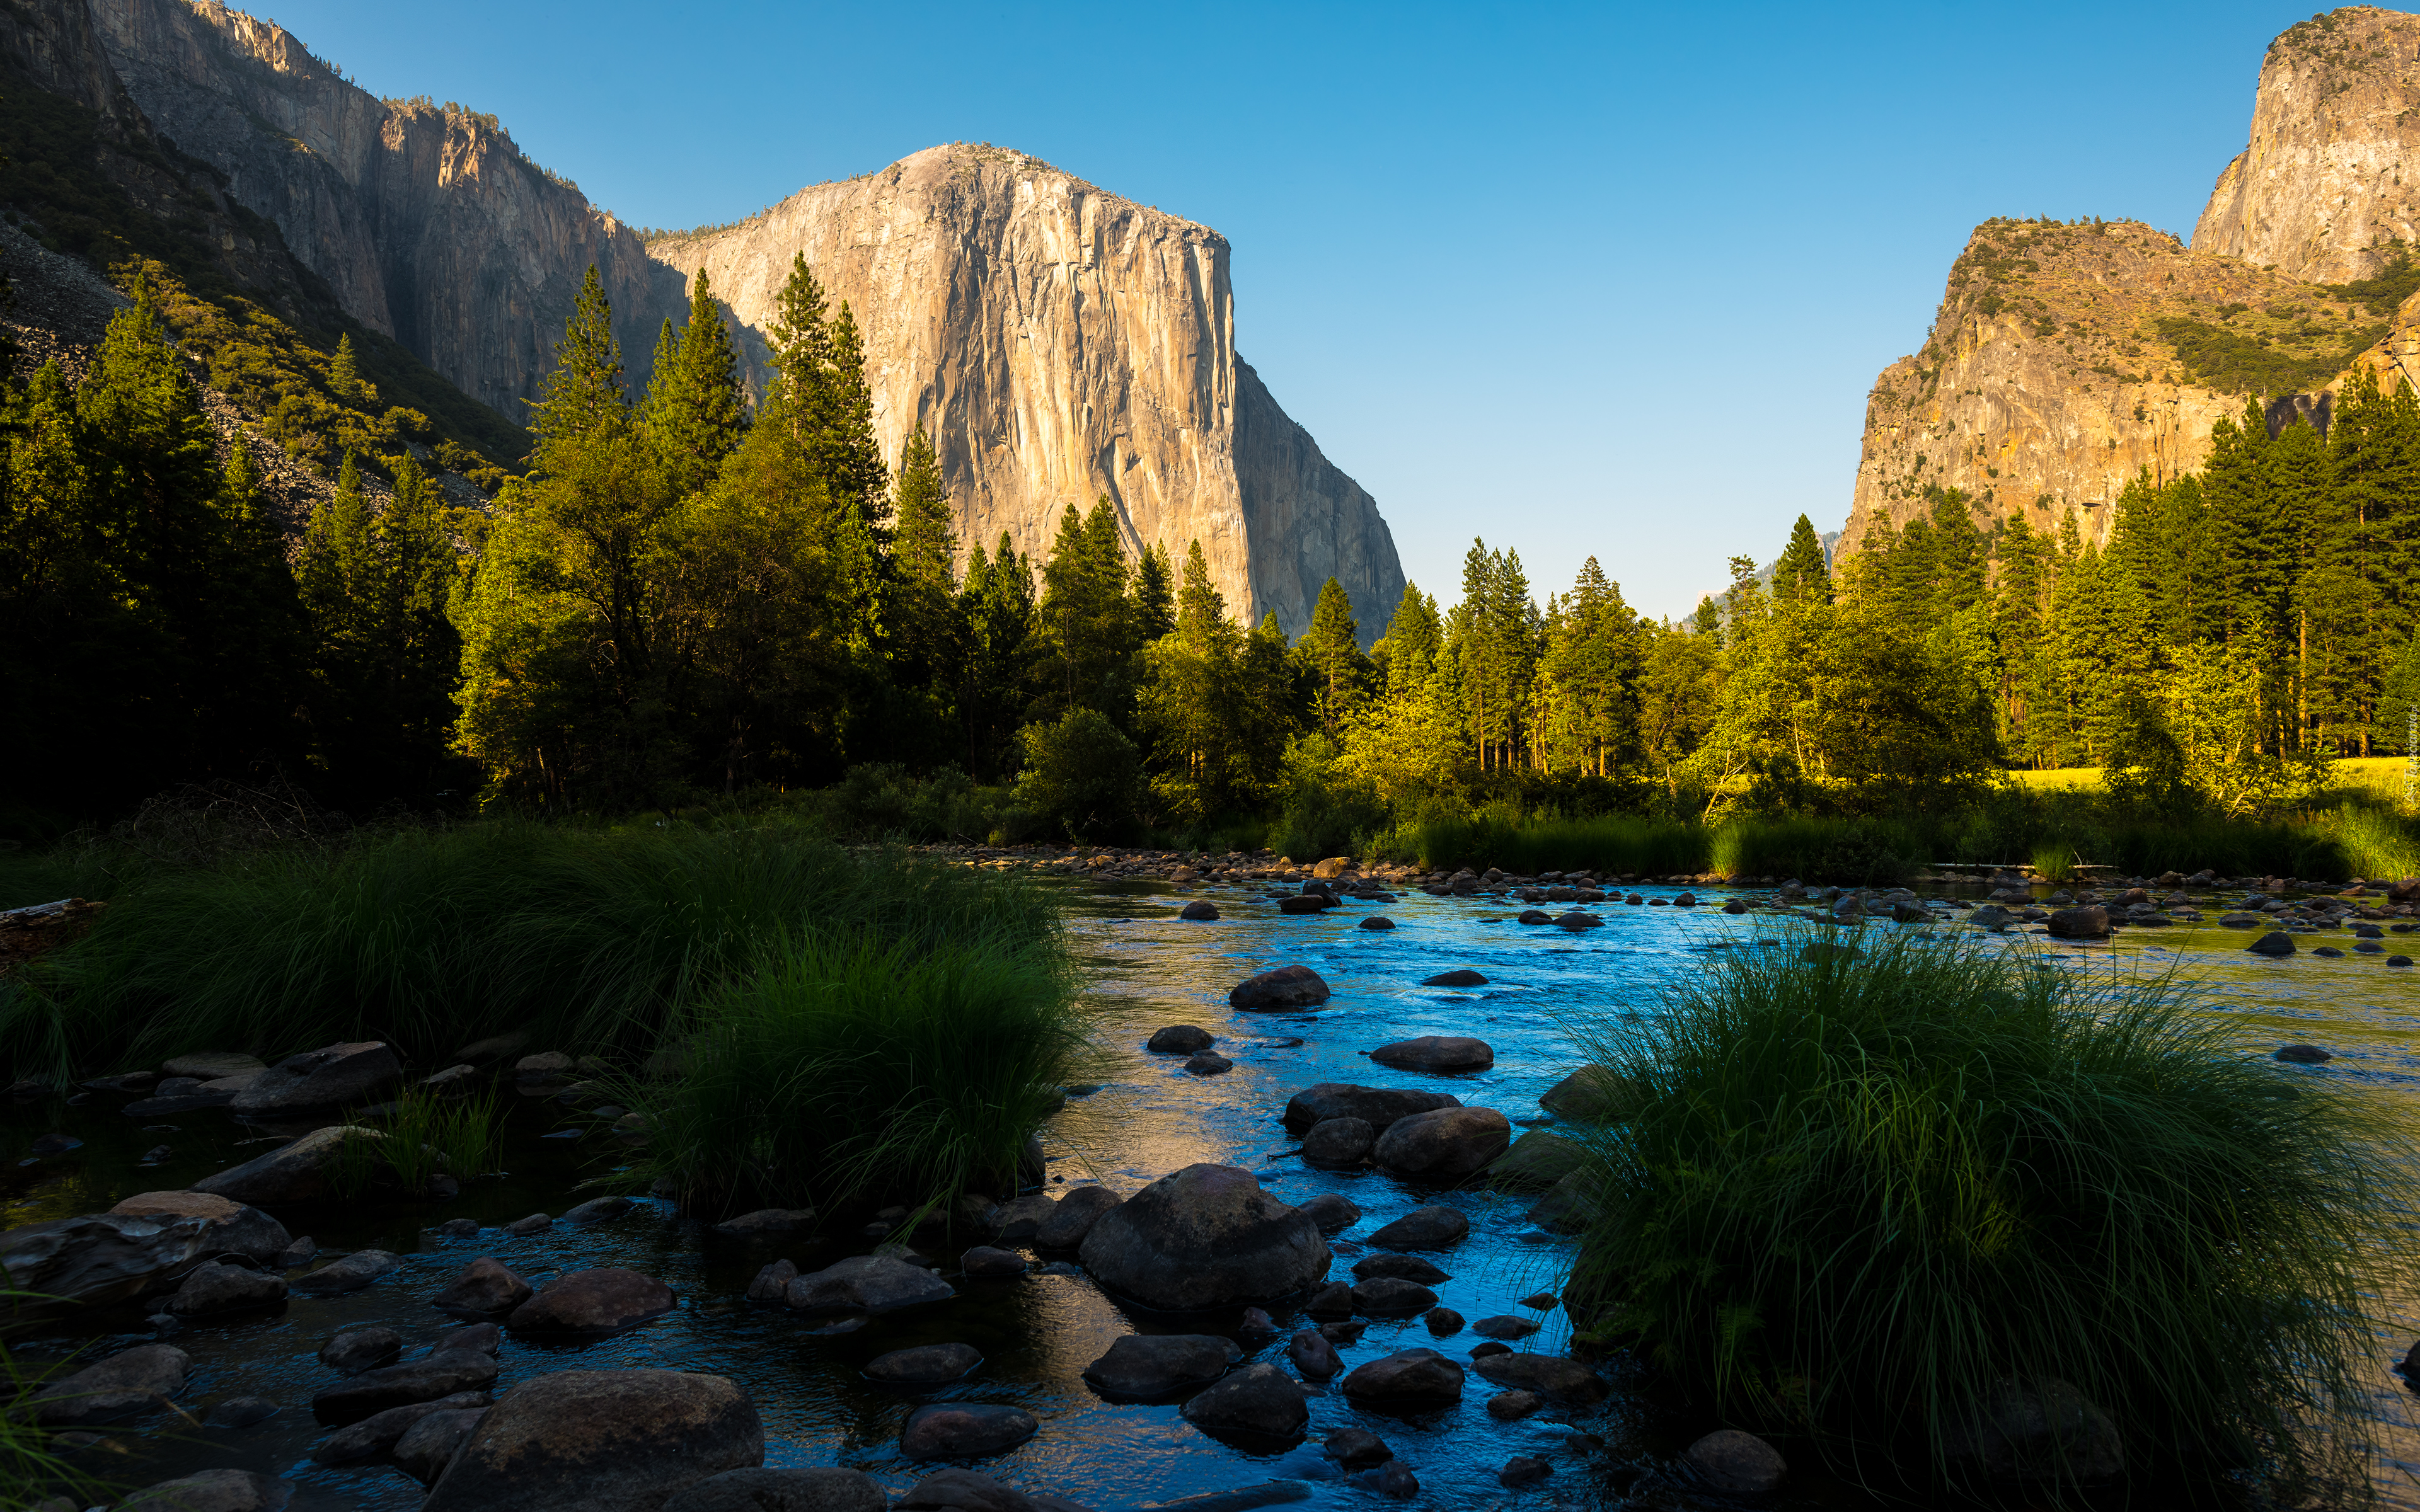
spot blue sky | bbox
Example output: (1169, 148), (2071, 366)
(265, 0), (2317, 621)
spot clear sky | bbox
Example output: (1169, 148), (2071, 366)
(260, 0), (2317, 621)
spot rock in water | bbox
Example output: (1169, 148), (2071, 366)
(959, 1246), (1026, 1278)
(895, 1469), (1049, 1512)
(422, 1369), (764, 1511)
(120, 1469), (293, 1511)
(1287, 1329), (1343, 1380)
(290, 1249), (400, 1295)
(1373, 1107), (1512, 1177)
(28, 1344), (188, 1424)
(1538, 1065), (1630, 1121)
(1369, 1036), (1494, 1073)
(711, 1209), (816, 1237)
(1081, 1334), (1239, 1398)
(163, 1261), (286, 1315)
(318, 1326), (402, 1374)
(1177, 1361), (1308, 1437)
(1300, 1116), (1374, 1167)
(1293, 1193), (1361, 1234)
(2046, 906), (2109, 939)
(1419, 969), (1488, 987)
(110, 1191), (289, 1264)
(1351, 1278), (1437, 1315)
(310, 1351), (498, 1425)
(662, 1469), (889, 1512)
(1487, 1129), (1586, 1191)
(784, 1256), (955, 1314)
(2276, 1044), (2333, 1064)
(865, 1344), (982, 1386)
(1470, 1352), (1607, 1402)
(1353, 1253), (1449, 1283)
(431, 1257), (534, 1316)
(507, 1268), (675, 1335)
(1280, 1084), (1461, 1134)
(1078, 1164), (1331, 1309)
(1687, 1428), (1789, 1494)
(310, 1392), (492, 1465)
(229, 1041), (400, 1116)
(1229, 965), (1331, 1009)
(1364, 1205), (1469, 1249)
(395, 1407), (487, 1486)
(1340, 1348), (1464, 1405)
(1146, 1026), (1214, 1055)
(190, 1126), (381, 1206)
(901, 1403), (1038, 1460)
(2248, 931), (2297, 956)
(1178, 901), (1220, 921)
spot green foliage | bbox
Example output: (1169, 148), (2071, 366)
(2321, 249), (2420, 317)
(1565, 930), (2412, 1496)
(1015, 708), (1142, 840)
(2152, 313), (2385, 398)
(613, 929), (1083, 1215)
(0, 1302), (110, 1508)
(331, 1082), (501, 1196)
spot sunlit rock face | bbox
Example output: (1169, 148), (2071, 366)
(91, 0), (1403, 635)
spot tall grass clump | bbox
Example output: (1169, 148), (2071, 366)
(330, 1085), (504, 1196)
(614, 931), (1086, 1217)
(1, 821), (1058, 1082)
(1564, 928), (2414, 1499)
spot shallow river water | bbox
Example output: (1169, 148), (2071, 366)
(7, 876), (2420, 1511)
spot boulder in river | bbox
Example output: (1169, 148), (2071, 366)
(991, 1194), (1057, 1242)
(290, 1249), (400, 1296)
(1183, 1053), (1233, 1075)
(1419, 969), (1488, 987)
(664, 1469), (887, 1512)
(1280, 1084), (1461, 1135)
(866, 1343), (984, 1386)
(1146, 1026), (1213, 1055)
(1177, 1361), (1308, 1438)
(311, 1392), (491, 1465)
(895, 1470), (1051, 1512)
(2046, 907), (2109, 940)
(28, 1343), (188, 1424)
(395, 1407), (488, 1486)
(1178, 900), (1220, 921)
(1373, 1107), (1512, 1178)
(1364, 1205), (1470, 1250)
(1687, 1428), (1789, 1494)
(422, 1368), (764, 1512)
(311, 1350), (499, 1425)
(2248, 932), (2297, 957)
(1078, 1163), (1331, 1310)
(1301, 1116), (1374, 1168)
(507, 1268), (676, 1335)
(2276, 1045), (2333, 1064)
(1288, 1329), (1343, 1379)
(1538, 1065), (1630, 1121)
(1351, 1278), (1438, 1315)
(785, 1255), (955, 1314)
(1034, 1186), (1121, 1249)
(163, 1261), (285, 1316)
(901, 1403), (1038, 1460)
(1081, 1334), (1238, 1399)
(1369, 1036), (1494, 1073)
(1340, 1347), (1464, 1406)
(562, 1196), (633, 1227)
(1353, 1253), (1449, 1283)
(229, 1042), (400, 1117)
(190, 1126), (380, 1206)
(431, 1257), (533, 1317)
(160, 1050), (264, 1080)
(1470, 1351), (1607, 1401)
(0, 1211), (218, 1309)
(1228, 965), (1331, 1009)
(120, 1469), (293, 1511)
(114, 1191), (289, 1265)
(1293, 1193), (1361, 1234)
(711, 1209), (816, 1238)
(1472, 1314), (1540, 1339)
(318, 1326), (402, 1374)
(960, 1246), (1027, 1278)
(1487, 1129), (1586, 1191)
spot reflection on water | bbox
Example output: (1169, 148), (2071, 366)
(6, 880), (2419, 1509)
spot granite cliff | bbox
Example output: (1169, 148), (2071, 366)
(1843, 7), (2420, 559)
(83, 0), (1403, 634)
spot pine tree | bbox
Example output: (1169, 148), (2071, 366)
(888, 427), (959, 694)
(533, 266), (628, 457)
(330, 332), (364, 401)
(1772, 514), (1832, 605)
(1134, 541), (1177, 641)
(1293, 576), (1371, 736)
(647, 269), (747, 498)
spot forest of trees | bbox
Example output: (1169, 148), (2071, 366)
(6, 259), (2419, 843)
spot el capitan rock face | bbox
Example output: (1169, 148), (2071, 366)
(89, 1), (1403, 636)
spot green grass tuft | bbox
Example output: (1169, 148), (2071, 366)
(1562, 928), (2415, 1499)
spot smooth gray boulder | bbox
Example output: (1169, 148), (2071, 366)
(291, 1249), (400, 1295)
(960, 1246), (1026, 1278)
(229, 1041), (400, 1116)
(507, 1268), (675, 1334)
(122, 1469), (293, 1511)
(664, 1469), (888, 1512)
(562, 1196), (633, 1227)
(901, 1402), (1038, 1460)
(1686, 1429), (1788, 1494)
(395, 1407), (488, 1486)
(190, 1126), (381, 1206)
(1293, 1192), (1361, 1234)
(896, 1469), (1047, 1512)
(432, 1256), (533, 1316)
(1340, 1347), (1464, 1405)
(1538, 1065), (1630, 1121)
(163, 1260), (285, 1315)
(311, 1349), (499, 1425)
(1288, 1329), (1343, 1380)
(991, 1193), (1057, 1242)
(1078, 1163), (1330, 1310)
(1301, 1117), (1374, 1168)
(746, 1259), (798, 1301)
(866, 1343), (983, 1386)
(712, 1208), (817, 1237)
(1351, 1278), (1437, 1315)
(1369, 1036), (1493, 1073)
(1279, 1084), (1461, 1135)
(1033, 1186), (1121, 1248)
(1487, 1129), (1587, 1191)
(310, 1391), (491, 1464)
(1364, 1205), (1468, 1250)
(1472, 1314), (1540, 1339)
(1147, 1026), (1214, 1054)
(1373, 1106), (1511, 1177)
(423, 1369), (764, 1512)
(785, 1255), (954, 1314)
(1081, 1334), (1238, 1398)
(1228, 965), (1331, 1009)
(1469, 1351), (1606, 1401)
(1352, 1254), (1449, 1284)
(28, 1343), (188, 1424)
(0, 1210), (217, 1308)
(319, 1326), (403, 1373)
(1177, 1361), (1307, 1437)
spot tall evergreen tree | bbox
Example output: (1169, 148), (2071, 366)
(1772, 514), (1833, 605)
(888, 427), (959, 697)
(330, 332), (364, 400)
(1134, 541), (1177, 641)
(1293, 576), (1371, 736)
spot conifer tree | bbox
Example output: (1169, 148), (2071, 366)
(1294, 576), (1371, 736)
(1134, 541), (1177, 641)
(1772, 514), (1832, 605)
(645, 269), (747, 498)
(888, 427), (959, 695)
(330, 332), (363, 400)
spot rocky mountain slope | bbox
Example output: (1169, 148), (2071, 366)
(84, 0), (1403, 634)
(1843, 6), (2420, 559)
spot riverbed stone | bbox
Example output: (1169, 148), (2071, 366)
(1293, 1192), (1360, 1234)
(712, 1208), (816, 1237)
(562, 1196), (633, 1227)
(1301, 1116), (1374, 1167)
(30, 1343), (188, 1424)
(992, 1193), (1057, 1241)
(164, 1261), (285, 1316)
(1538, 1065), (1630, 1121)
(1325, 1427), (1392, 1467)
(1370, 1036), (1494, 1073)
(1306, 1280), (1354, 1316)
(190, 1125), (384, 1206)
(1364, 1205), (1470, 1250)
(1359, 915), (1394, 931)
(395, 1407), (488, 1486)
(431, 1257), (533, 1317)
(291, 1249), (400, 1295)
(1487, 1389), (1541, 1420)
(1470, 1351), (1606, 1401)
(1147, 1025), (1213, 1054)
(159, 1051), (263, 1082)
(1340, 1347), (1464, 1405)
(1352, 1278), (1438, 1314)
(318, 1326), (401, 1374)
(1487, 1129), (1586, 1191)
(786, 1255), (955, 1314)
(960, 1246), (1026, 1278)
(1229, 965), (1331, 1009)
(1178, 901), (1220, 921)
(1083, 1334), (1239, 1398)
(311, 1349), (498, 1425)
(1352, 1253), (1449, 1284)
(2275, 1044), (2333, 1064)
(2046, 907), (2109, 939)
(121, 1469), (293, 1511)
(1688, 1428), (1789, 1494)
(663, 1468), (887, 1512)
(109, 1192), (290, 1266)
(1034, 1186), (1122, 1248)
(1943, 1376), (2124, 1484)
(311, 1392), (490, 1463)
(505, 1212), (552, 1236)
(1182, 1053), (1233, 1075)
(229, 1041), (400, 1116)
(1419, 969), (1488, 987)
(1424, 1307), (1464, 1334)
(1078, 1163), (1331, 1310)
(1280, 1084), (1461, 1134)
(422, 1368), (764, 1512)
(902, 1403), (1038, 1460)
(867, 1343), (983, 1386)
(1288, 1329), (1343, 1379)
(1472, 1314), (1540, 1339)
(896, 1470), (1047, 1512)
(742, 1261), (795, 1302)
(203, 1395), (279, 1429)
(2248, 931), (2296, 956)
(1178, 1361), (1308, 1438)
(509, 1268), (675, 1334)
(0, 1211), (212, 1309)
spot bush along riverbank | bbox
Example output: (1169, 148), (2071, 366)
(1551, 927), (2420, 1500)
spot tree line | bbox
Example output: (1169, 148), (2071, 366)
(6, 263), (2419, 840)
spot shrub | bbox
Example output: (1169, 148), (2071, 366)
(1015, 710), (1141, 840)
(1563, 929), (2412, 1497)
